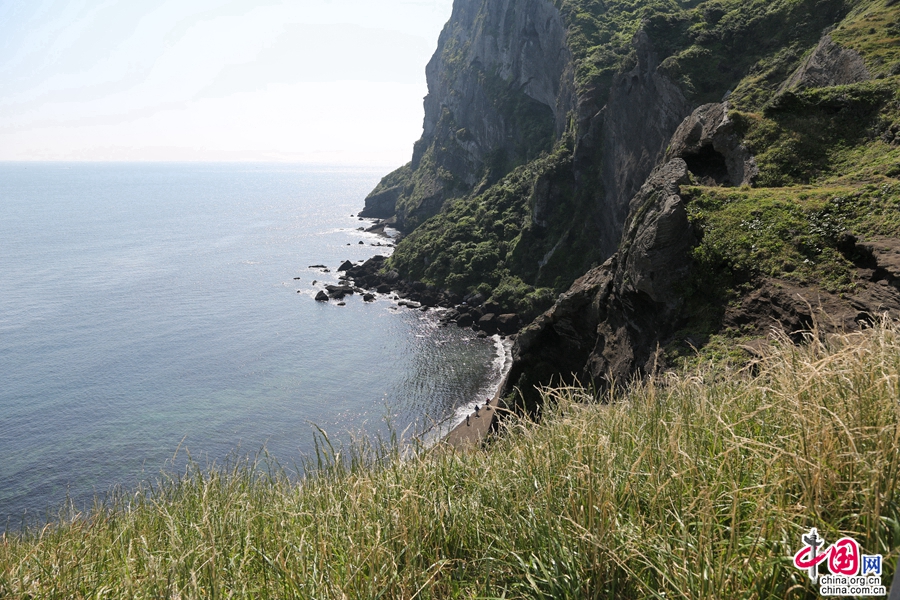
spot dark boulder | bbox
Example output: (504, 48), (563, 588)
(456, 314), (474, 327)
(463, 292), (485, 307)
(496, 313), (521, 334)
(483, 301), (501, 314)
(477, 313), (498, 334)
(363, 293), (375, 302)
(326, 284), (356, 299)
(315, 290), (329, 302)
(338, 260), (354, 271)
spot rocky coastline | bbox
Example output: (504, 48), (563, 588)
(313, 252), (528, 338)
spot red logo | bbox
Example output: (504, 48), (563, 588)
(793, 529), (874, 581)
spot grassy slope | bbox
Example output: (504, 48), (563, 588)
(673, 67), (900, 355)
(2, 324), (898, 598)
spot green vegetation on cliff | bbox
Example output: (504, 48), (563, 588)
(375, 0), (891, 316)
(390, 137), (606, 317)
(669, 65), (900, 348)
(558, 0), (851, 107)
(734, 79), (900, 187)
(3, 323), (898, 598)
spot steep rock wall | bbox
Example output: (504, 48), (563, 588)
(361, 0), (575, 230)
(504, 159), (696, 408)
(577, 30), (693, 259)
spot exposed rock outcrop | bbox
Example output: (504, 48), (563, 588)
(580, 31), (693, 258)
(358, 0), (900, 410)
(665, 102), (758, 187)
(361, 0), (576, 229)
(504, 159), (696, 408)
(779, 34), (871, 92)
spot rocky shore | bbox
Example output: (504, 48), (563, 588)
(314, 253), (527, 337)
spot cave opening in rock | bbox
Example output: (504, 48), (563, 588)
(684, 144), (730, 186)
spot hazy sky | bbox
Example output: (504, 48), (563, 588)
(0, 0), (454, 164)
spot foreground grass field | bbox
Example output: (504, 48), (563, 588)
(2, 324), (899, 599)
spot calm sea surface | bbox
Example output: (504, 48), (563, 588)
(0, 163), (502, 527)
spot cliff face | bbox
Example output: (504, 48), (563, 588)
(361, 0), (900, 405)
(504, 159), (697, 407)
(580, 30), (692, 258)
(361, 0), (575, 230)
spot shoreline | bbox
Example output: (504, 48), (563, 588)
(441, 335), (512, 449)
(318, 216), (517, 449)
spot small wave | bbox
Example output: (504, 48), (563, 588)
(423, 334), (514, 445)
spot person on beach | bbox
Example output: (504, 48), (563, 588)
(474, 404), (480, 417)
(466, 415), (470, 426)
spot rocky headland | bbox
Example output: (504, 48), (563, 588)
(352, 0), (900, 413)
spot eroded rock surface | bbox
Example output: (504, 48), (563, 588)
(665, 102), (758, 186)
(361, 0), (575, 229)
(780, 34), (871, 92)
(505, 160), (696, 408)
(579, 30), (693, 258)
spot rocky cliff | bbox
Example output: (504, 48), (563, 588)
(361, 0), (576, 231)
(360, 0), (900, 407)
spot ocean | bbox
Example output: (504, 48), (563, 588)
(0, 162), (505, 527)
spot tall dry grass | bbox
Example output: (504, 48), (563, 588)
(1, 323), (898, 598)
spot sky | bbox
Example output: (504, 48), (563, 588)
(0, 0), (454, 164)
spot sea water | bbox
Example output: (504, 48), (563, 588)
(0, 162), (503, 527)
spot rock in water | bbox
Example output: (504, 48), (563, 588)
(326, 284), (355, 300)
(338, 260), (354, 271)
(315, 290), (329, 302)
(456, 313), (474, 328)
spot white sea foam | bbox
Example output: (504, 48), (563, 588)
(422, 333), (514, 445)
